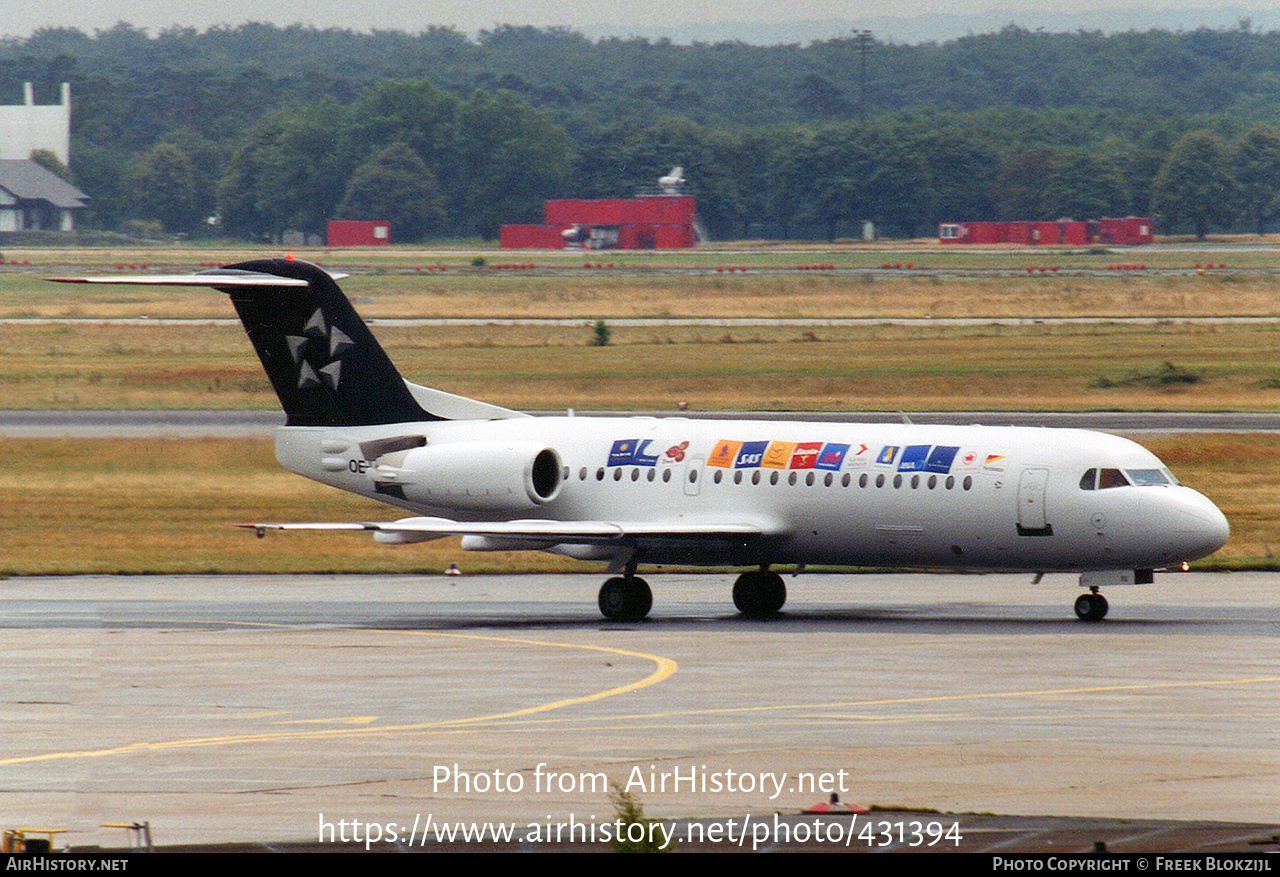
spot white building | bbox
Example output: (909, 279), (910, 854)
(0, 82), (71, 165)
(0, 160), (89, 231)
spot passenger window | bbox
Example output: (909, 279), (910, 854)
(770, 471), (779, 485)
(613, 468), (622, 481)
(1098, 468), (1129, 489)
(806, 472), (815, 486)
(945, 476), (954, 490)
(962, 476), (972, 490)
(1079, 468), (1097, 491)
(842, 473), (851, 487)
(876, 474), (885, 488)
(752, 470), (761, 485)
(859, 473), (868, 488)
(662, 469), (671, 483)
(734, 471), (743, 485)
(824, 472), (833, 487)
(713, 470), (723, 484)
(596, 468), (605, 481)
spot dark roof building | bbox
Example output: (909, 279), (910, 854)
(0, 159), (89, 232)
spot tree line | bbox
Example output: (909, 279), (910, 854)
(9, 23), (1280, 239)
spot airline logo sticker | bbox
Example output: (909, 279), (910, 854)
(607, 438), (665, 467)
(876, 445), (900, 466)
(709, 439), (743, 468)
(633, 439), (659, 466)
(924, 445), (960, 474)
(735, 440), (769, 468)
(663, 441), (689, 463)
(958, 450), (981, 471)
(897, 445), (932, 472)
(609, 439), (638, 467)
(843, 443), (871, 468)
(983, 453), (1007, 472)
(762, 441), (796, 469)
(789, 442), (823, 469)
(815, 443), (850, 471)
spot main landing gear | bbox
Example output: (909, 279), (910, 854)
(733, 568), (787, 619)
(598, 575), (652, 622)
(1074, 588), (1109, 622)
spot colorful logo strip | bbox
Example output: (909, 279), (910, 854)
(611, 438), (977, 475)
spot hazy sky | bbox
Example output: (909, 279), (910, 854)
(4, 0), (1277, 38)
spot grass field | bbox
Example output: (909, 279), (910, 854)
(0, 435), (1271, 576)
(7, 269), (1280, 320)
(5, 321), (1280, 412)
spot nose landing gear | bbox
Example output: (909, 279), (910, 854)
(1074, 588), (1109, 622)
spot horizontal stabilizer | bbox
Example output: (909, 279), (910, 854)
(47, 272), (325, 286)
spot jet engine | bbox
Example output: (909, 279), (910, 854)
(383, 441), (564, 512)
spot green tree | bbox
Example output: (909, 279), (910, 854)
(29, 149), (76, 185)
(125, 142), (201, 233)
(1234, 124), (1280, 234)
(336, 142), (447, 240)
(1152, 130), (1238, 238)
(453, 90), (571, 238)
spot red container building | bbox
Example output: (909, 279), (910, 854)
(502, 195), (698, 250)
(939, 217), (1152, 246)
(327, 220), (391, 246)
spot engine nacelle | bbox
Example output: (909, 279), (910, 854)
(392, 441), (563, 512)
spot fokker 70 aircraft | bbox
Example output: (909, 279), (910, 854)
(54, 258), (1230, 622)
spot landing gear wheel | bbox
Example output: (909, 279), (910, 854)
(1074, 591), (1109, 622)
(598, 576), (652, 622)
(733, 570), (787, 618)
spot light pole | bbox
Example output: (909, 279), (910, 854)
(853, 30), (873, 125)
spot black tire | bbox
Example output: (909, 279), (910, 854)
(629, 576), (653, 619)
(1074, 592), (1107, 622)
(598, 576), (651, 621)
(599, 576), (632, 620)
(734, 571), (784, 618)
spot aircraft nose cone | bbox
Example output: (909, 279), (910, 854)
(1171, 494), (1230, 560)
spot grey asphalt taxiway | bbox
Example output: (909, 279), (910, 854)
(2, 571), (1277, 849)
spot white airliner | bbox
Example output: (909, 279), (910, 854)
(53, 258), (1230, 622)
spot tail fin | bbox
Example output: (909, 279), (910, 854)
(218, 258), (437, 427)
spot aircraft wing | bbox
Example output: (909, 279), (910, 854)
(240, 517), (775, 543)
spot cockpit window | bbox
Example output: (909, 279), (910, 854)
(1098, 468), (1130, 489)
(1125, 468), (1170, 486)
(1079, 468), (1097, 491)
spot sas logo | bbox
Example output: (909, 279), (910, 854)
(709, 439), (743, 468)
(734, 440), (769, 469)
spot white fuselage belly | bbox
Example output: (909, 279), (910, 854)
(276, 417), (1228, 573)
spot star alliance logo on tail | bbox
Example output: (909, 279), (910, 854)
(286, 308), (354, 391)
